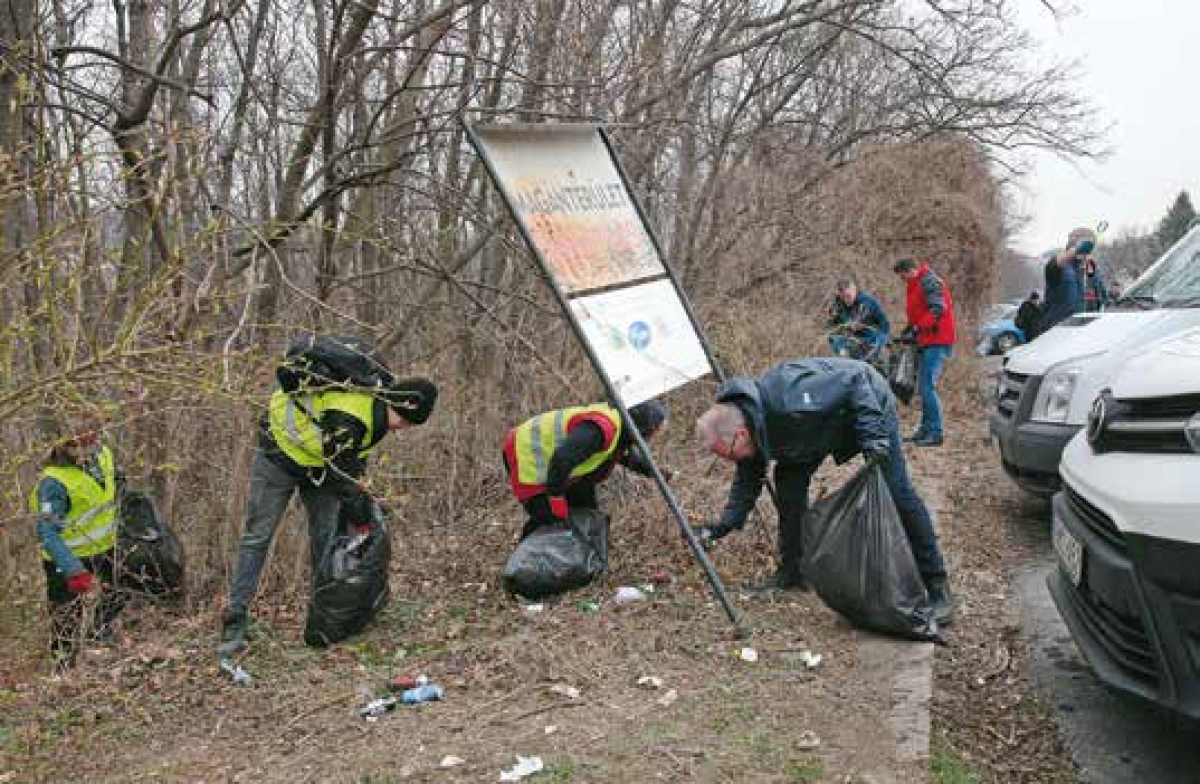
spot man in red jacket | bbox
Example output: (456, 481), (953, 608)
(894, 258), (957, 446)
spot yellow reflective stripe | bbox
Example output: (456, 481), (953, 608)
(528, 414), (544, 479)
(285, 393), (314, 446)
(62, 505), (116, 548)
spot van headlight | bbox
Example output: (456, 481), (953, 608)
(1031, 360), (1091, 423)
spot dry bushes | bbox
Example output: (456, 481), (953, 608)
(705, 136), (1003, 325)
(0, 134), (1006, 672)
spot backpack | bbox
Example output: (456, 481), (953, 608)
(277, 335), (394, 393)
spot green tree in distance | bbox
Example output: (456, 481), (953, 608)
(1157, 190), (1197, 249)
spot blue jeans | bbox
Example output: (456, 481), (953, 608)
(880, 419), (947, 578)
(917, 345), (952, 438)
(772, 418), (947, 581)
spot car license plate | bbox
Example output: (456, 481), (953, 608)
(1053, 517), (1085, 587)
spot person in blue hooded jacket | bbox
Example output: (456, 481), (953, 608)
(693, 357), (953, 624)
(1040, 227), (1096, 329)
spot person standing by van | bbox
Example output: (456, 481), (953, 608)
(1083, 257), (1107, 312)
(1014, 291), (1043, 341)
(1041, 227), (1096, 329)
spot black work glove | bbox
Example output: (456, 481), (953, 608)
(863, 442), (891, 470)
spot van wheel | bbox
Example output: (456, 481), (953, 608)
(996, 333), (1020, 353)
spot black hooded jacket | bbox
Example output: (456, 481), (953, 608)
(715, 357), (897, 531)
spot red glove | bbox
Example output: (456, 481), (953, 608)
(547, 496), (569, 520)
(66, 572), (95, 594)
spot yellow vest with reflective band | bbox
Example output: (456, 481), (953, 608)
(30, 445), (118, 560)
(267, 390), (378, 469)
(512, 404), (623, 488)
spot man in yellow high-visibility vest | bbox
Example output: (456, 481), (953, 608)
(502, 400), (669, 539)
(29, 421), (126, 667)
(219, 376), (437, 655)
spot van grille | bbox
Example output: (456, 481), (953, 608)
(1094, 394), (1200, 454)
(997, 370), (1029, 420)
(1064, 486), (1125, 551)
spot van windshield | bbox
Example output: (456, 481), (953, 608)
(1120, 227), (1200, 308)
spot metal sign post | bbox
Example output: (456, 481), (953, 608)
(465, 120), (748, 637)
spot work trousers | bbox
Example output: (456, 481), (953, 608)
(226, 451), (340, 613)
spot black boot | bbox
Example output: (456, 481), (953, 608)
(218, 608), (249, 656)
(926, 576), (955, 626)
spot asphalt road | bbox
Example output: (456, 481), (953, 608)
(1016, 527), (1200, 783)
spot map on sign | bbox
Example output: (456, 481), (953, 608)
(570, 279), (712, 405)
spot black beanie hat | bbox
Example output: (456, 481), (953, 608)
(383, 378), (438, 424)
(629, 400), (668, 436)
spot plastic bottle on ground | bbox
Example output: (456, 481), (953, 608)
(400, 683), (444, 704)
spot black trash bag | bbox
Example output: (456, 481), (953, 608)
(887, 343), (919, 406)
(803, 465), (939, 642)
(304, 499), (392, 647)
(277, 334), (394, 394)
(115, 489), (185, 597)
(502, 508), (609, 600)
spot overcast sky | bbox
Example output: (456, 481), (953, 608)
(1013, 0), (1199, 254)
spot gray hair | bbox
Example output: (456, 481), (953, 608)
(695, 403), (747, 448)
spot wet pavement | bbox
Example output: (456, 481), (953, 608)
(1018, 556), (1200, 783)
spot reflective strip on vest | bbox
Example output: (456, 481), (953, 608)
(32, 445), (118, 560)
(268, 390), (377, 469)
(60, 501), (117, 549)
(512, 405), (622, 488)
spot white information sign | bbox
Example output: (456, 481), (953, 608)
(570, 279), (712, 405)
(471, 124), (712, 402)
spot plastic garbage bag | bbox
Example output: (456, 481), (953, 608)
(115, 489), (185, 597)
(304, 498), (391, 647)
(502, 508), (609, 600)
(802, 465), (939, 641)
(887, 343), (918, 405)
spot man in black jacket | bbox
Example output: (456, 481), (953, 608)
(694, 358), (953, 623)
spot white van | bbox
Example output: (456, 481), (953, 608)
(1049, 327), (1200, 719)
(990, 225), (1200, 497)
